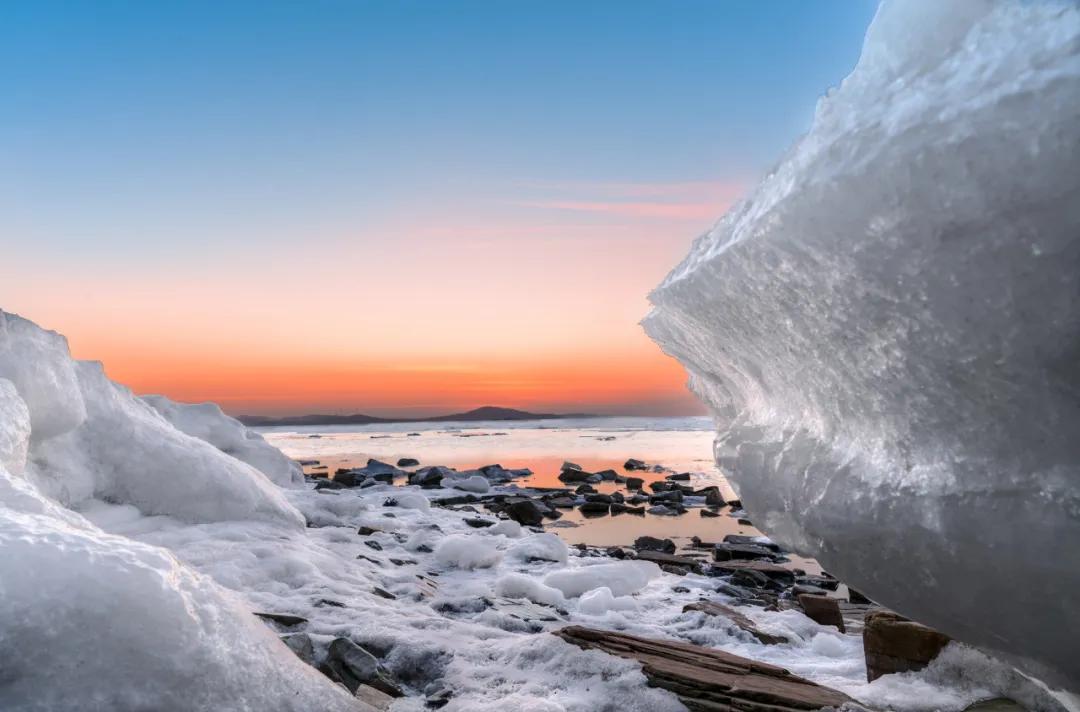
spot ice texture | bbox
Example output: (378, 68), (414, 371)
(142, 394), (304, 487)
(0, 310), (356, 712)
(644, 0), (1080, 693)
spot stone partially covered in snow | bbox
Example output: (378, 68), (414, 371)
(644, 0), (1080, 692)
(142, 395), (304, 487)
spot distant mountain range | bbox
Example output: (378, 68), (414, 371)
(236, 405), (598, 427)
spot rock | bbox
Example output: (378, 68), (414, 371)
(700, 509), (720, 518)
(579, 501), (610, 515)
(575, 484), (596, 494)
(623, 458), (648, 471)
(625, 476), (644, 490)
(606, 546), (627, 559)
(712, 543), (777, 562)
(683, 601), (789, 645)
(797, 594), (846, 632)
(397, 457), (420, 467)
(666, 472), (691, 481)
(554, 626), (853, 710)
(505, 499), (546, 526)
(253, 611), (308, 627)
(364, 540), (383, 551)
(358, 526), (380, 536)
(584, 494), (613, 504)
(863, 610), (951, 682)
(561, 460), (582, 471)
(547, 496), (577, 509)
(848, 587), (874, 604)
(712, 560), (795, 585)
(634, 536), (676, 554)
(595, 469), (619, 481)
(410, 466), (452, 488)
(726, 499), (743, 509)
(649, 490), (684, 504)
(325, 637), (404, 697)
(620, 505), (645, 515)
(355, 684), (395, 710)
(963, 700), (1029, 712)
(647, 504), (685, 516)
(649, 480), (675, 492)
(723, 534), (782, 553)
(425, 686), (453, 709)
(795, 575), (840, 592)
(463, 517), (495, 528)
(558, 467), (595, 483)
(704, 489), (725, 506)
(434, 494), (480, 506)
(371, 587), (397, 600)
(314, 479), (345, 490)
(635, 550), (702, 573)
(280, 632), (316, 664)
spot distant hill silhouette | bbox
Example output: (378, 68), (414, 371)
(236, 406), (596, 427)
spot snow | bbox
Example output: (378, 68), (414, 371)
(577, 587), (638, 616)
(543, 560), (662, 599)
(645, 0), (1080, 694)
(0, 379), (30, 473)
(142, 394), (304, 487)
(449, 474), (491, 493)
(507, 533), (569, 564)
(435, 534), (502, 569)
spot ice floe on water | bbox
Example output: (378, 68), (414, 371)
(646, 0), (1080, 698)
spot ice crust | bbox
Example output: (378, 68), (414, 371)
(142, 394), (304, 487)
(644, 0), (1080, 693)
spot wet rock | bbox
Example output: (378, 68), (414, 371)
(722, 534), (782, 553)
(649, 480), (675, 492)
(584, 494), (613, 504)
(700, 509), (720, 518)
(634, 536), (676, 554)
(649, 490), (684, 504)
(397, 457), (420, 467)
(712, 543), (777, 562)
(623, 458), (648, 471)
(619, 505), (645, 515)
(797, 594), (846, 632)
(726, 499), (743, 509)
(647, 504), (685, 516)
(575, 484), (596, 494)
(554, 626), (853, 710)
(547, 496), (577, 509)
(434, 494), (480, 506)
(254, 611), (308, 627)
(579, 501), (610, 515)
(358, 526), (380, 536)
(863, 610), (951, 682)
(325, 637), (404, 697)
(425, 686), (453, 709)
(795, 575), (840, 592)
(683, 601), (789, 645)
(410, 466), (453, 488)
(737, 518), (754, 526)
(848, 587), (874, 605)
(558, 467), (596, 483)
(712, 560), (795, 586)
(625, 476), (644, 490)
(561, 460), (583, 471)
(355, 684), (395, 711)
(606, 546), (628, 559)
(595, 469), (619, 481)
(280, 632), (316, 664)
(666, 472), (691, 481)
(315, 479), (345, 490)
(364, 540), (383, 551)
(963, 700), (1029, 712)
(463, 518), (495, 528)
(505, 499), (546, 526)
(372, 587), (397, 600)
(635, 550), (703, 574)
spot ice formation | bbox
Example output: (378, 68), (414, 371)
(142, 394), (304, 487)
(645, 0), (1080, 693)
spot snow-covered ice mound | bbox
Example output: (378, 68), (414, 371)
(143, 394), (304, 487)
(645, 0), (1080, 695)
(0, 310), (361, 712)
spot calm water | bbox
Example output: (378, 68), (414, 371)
(261, 416), (820, 573)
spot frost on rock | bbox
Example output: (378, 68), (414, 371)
(644, 0), (1080, 692)
(0, 311), (350, 712)
(142, 394), (304, 487)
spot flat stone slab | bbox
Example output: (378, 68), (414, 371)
(683, 601), (790, 645)
(554, 626), (854, 711)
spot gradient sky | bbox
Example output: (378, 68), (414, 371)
(1, 0), (878, 417)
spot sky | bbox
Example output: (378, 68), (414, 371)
(1, 0), (879, 417)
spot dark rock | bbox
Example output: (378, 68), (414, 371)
(584, 494), (613, 504)
(649, 480), (675, 492)
(325, 637), (404, 697)
(505, 499), (546, 526)
(700, 509), (720, 518)
(410, 466), (453, 488)
(317, 598), (346, 608)
(606, 546), (627, 559)
(610, 491), (625, 503)
(797, 594), (846, 632)
(574, 484), (596, 494)
(364, 540), (383, 551)
(737, 518), (754, 526)
(554, 626), (853, 710)
(397, 458), (420, 467)
(388, 558), (416, 566)
(595, 469), (619, 481)
(558, 467), (596, 483)
(683, 601), (790, 645)
(620, 505), (645, 515)
(579, 501), (610, 515)
(623, 458), (648, 471)
(848, 587), (874, 605)
(434, 494), (480, 506)
(795, 575), (840, 592)
(426, 686), (453, 709)
(315, 479), (345, 490)
(864, 610), (951, 682)
(727, 499), (743, 509)
(561, 460), (582, 471)
(712, 560), (795, 585)
(723, 534), (782, 553)
(625, 494), (649, 505)
(666, 472), (691, 481)
(254, 611), (308, 627)
(358, 526), (380, 536)
(635, 550), (702, 573)
(464, 517), (495, 528)
(712, 543), (777, 562)
(547, 496), (577, 509)
(649, 490), (684, 504)
(280, 632), (316, 664)
(634, 536), (676, 554)
(625, 476), (644, 490)
(372, 587), (397, 600)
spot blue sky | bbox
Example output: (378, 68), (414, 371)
(1, 1), (880, 415)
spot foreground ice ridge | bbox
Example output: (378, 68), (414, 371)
(645, 0), (1080, 694)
